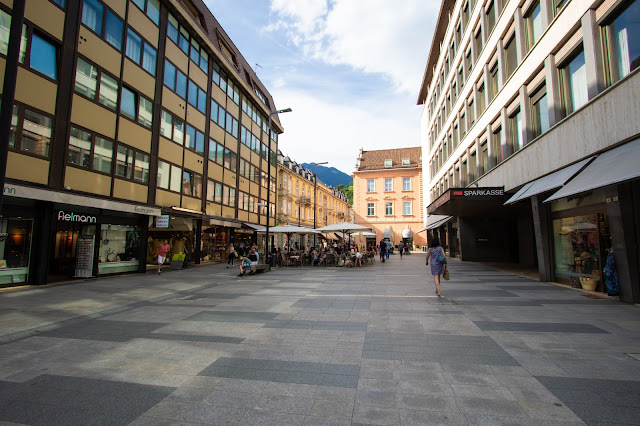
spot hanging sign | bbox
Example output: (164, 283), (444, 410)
(156, 215), (170, 228)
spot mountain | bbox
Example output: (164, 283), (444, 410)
(301, 163), (352, 188)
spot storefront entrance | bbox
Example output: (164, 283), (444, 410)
(50, 221), (97, 282)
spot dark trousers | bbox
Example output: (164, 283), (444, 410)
(228, 253), (235, 265)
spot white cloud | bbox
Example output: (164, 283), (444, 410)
(267, 0), (439, 95)
(273, 87), (421, 175)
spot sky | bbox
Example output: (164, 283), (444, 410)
(204, 0), (440, 175)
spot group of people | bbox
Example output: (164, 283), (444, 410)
(226, 242), (260, 277)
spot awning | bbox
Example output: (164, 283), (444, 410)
(3, 183), (162, 216)
(243, 223), (266, 232)
(427, 187), (506, 216)
(224, 221), (241, 228)
(418, 216), (453, 233)
(402, 228), (413, 238)
(546, 138), (640, 202)
(209, 219), (225, 226)
(504, 157), (593, 205)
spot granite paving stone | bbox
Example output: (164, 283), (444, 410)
(0, 255), (637, 424)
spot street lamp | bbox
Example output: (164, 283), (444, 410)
(312, 161), (328, 247)
(266, 108), (292, 266)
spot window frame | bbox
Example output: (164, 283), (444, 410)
(385, 202), (394, 216)
(125, 26), (157, 77)
(80, 0), (124, 51)
(119, 85), (153, 129)
(182, 169), (203, 198)
(67, 125), (115, 175)
(367, 202), (375, 216)
(8, 102), (54, 159)
(403, 201), (412, 216)
(558, 46), (588, 117)
(74, 56), (119, 111)
(367, 179), (375, 192)
(384, 178), (393, 192)
(402, 177), (411, 191)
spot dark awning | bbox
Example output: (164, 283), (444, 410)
(427, 187), (507, 216)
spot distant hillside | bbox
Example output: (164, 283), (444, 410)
(301, 163), (352, 188)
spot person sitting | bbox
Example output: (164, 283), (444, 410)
(318, 250), (326, 266)
(248, 248), (259, 266)
(238, 256), (252, 276)
(312, 248), (320, 266)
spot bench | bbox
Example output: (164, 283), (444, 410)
(250, 263), (270, 274)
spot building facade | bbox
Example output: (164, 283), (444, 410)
(0, 0), (284, 285)
(352, 147), (426, 250)
(276, 152), (350, 248)
(419, 0), (640, 302)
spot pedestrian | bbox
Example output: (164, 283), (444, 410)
(385, 240), (390, 260)
(156, 239), (170, 274)
(399, 241), (404, 259)
(227, 243), (235, 268)
(379, 239), (385, 262)
(425, 237), (446, 297)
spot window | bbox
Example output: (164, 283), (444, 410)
(160, 109), (184, 145)
(486, 1), (496, 36)
(468, 98), (475, 125)
(477, 83), (486, 114)
(183, 125), (204, 155)
(508, 109), (523, 153)
(402, 157), (410, 166)
(182, 170), (202, 198)
(524, 1), (542, 52)
(474, 27), (483, 62)
(488, 62), (499, 102)
(367, 203), (375, 216)
(403, 177), (411, 191)
(185, 80), (206, 114)
(465, 48), (473, 77)
(9, 105), (52, 157)
(21, 29), (58, 80)
(603, 0), (640, 84)
(492, 126), (504, 165)
(225, 112), (238, 137)
(74, 58), (118, 110)
(131, 0), (160, 25)
(384, 178), (393, 192)
(403, 202), (412, 215)
(162, 60), (188, 99)
(367, 179), (375, 192)
(115, 145), (149, 183)
(530, 85), (549, 139)
(462, 2), (470, 27)
(81, 0), (123, 51)
(125, 28), (156, 76)
(559, 48), (588, 116)
(384, 159), (392, 168)
(385, 202), (393, 216)
(460, 112), (467, 136)
(504, 34), (518, 79)
(479, 141), (488, 175)
(469, 150), (477, 181)
(157, 160), (181, 192)
(67, 126), (113, 174)
(120, 87), (152, 128)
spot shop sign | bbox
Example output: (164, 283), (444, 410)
(57, 211), (97, 223)
(156, 215), (170, 228)
(451, 188), (504, 198)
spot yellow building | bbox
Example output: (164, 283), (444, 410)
(0, 0), (284, 285)
(276, 152), (350, 248)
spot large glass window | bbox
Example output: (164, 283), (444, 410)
(486, 1), (496, 36)
(74, 58), (118, 110)
(488, 62), (499, 102)
(0, 218), (33, 283)
(21, 109), (52, 157)
(530, 85), (549, 139)
(504, 34), (518, 79)
(508, 109), (523, 153)
(30, 34), (57, 79)
(604, 0), (640, 84)
(559, 49), (588, 116)
(98, 224), (140, 271)
(120, 87), (136, 120)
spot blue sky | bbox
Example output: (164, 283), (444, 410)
(205, 0), (439, 175)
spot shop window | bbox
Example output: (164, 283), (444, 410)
(0, 218), (33, 284)
(508, 109), (523, 153)
(98, 224), (140, 274)
(524, 1), (542, 53)
(530, 85), (549, 139)
(157, 160), (181, 192)
(125, 28), (156, 76)
(403, 202), (412, 215)
(68, 126), (114, 174)
(559, 48), (588, 116)
(131, 0), (160, 25)
(504, 34), (518, 79)
(603, 0), (640, 85)
(385, 202), (393, 216)
(9, 104), (53, 158)
(120, 87), (153, 128)
(74, 58), (119, 110)
(81, 0), (123, 51)
(115, 144), (149, 184)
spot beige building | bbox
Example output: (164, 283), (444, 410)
(352, 147), (426, 250)
(419, 0), (640, 302)
(276, 151), (350, 248)
(0, 0), (284, 285)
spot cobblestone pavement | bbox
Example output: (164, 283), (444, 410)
(0, 254), (639, 425)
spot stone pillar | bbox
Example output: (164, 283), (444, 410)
(514, 8), (525, 63)
(540, 0), (553, 30)
(544, 55), (563, 127)
(582, 9), (606, 100)
(500, 107), (510, 160)
(605, 183), (640, 303)
(531, 195), (553, 282)
(519, 86), (532, 145)
(486, 124), (496, 170)
(496, 38), (506, 89)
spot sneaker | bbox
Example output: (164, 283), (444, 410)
(157, 270), (161, 274)
(238, 273), (244, 277)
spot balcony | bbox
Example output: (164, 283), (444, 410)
(299, 197), (311, 205)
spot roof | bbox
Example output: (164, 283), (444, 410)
(417, 0), (455, 105)
(355, 147), (422, 171)
(173, 0), (283, 129)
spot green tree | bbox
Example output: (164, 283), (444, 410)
(336, 183), (353, 205)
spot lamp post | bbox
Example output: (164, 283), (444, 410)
(266, 108), (292, 265)
(312, 161), (328, 247)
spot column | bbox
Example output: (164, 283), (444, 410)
(540, 0), (552, 30)
(582, 9), (606, 100)
(518, 86), (532, 145)
(500, 108), (510, 160)
(496, 39), (506, 89)
(486, 124), (495, 170)
(474, 138), (482, 179)
(514, 8), (525, 63)
(531, 195), (552, 282)
(544, 55), (562, 127)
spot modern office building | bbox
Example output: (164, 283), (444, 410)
(419, 0), (640, 302)
(276, 152), (350, 248)
(0, 0), (285, 285)
(352, 147), (426, 250)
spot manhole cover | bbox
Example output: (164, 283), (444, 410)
(582, 294), (609, 299)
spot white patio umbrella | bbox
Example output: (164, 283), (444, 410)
(261, 225), (319, 250)
(316, 222), (374, 245)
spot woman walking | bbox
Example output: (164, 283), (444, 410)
(227, 243), (236, 268)
(426, 238), (446, 297)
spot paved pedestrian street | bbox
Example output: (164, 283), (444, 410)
(0, 254), (639, 425)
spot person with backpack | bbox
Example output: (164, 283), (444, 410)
(379, 239), (386, 262)
(425, 237), (446, 297)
